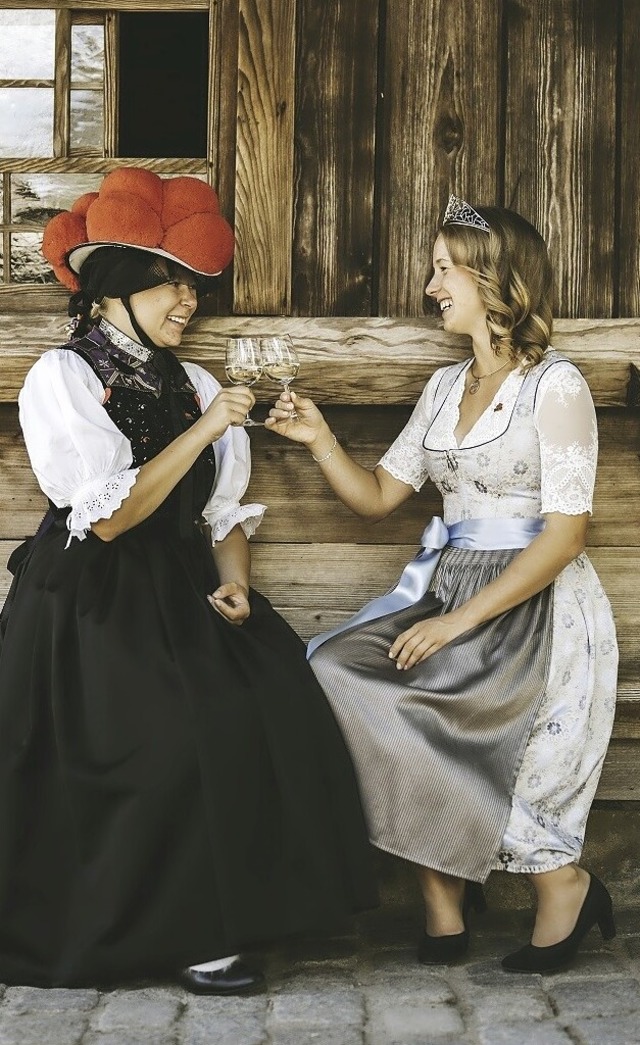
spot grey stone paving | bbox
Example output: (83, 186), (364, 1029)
(1, 903), (639, 1045)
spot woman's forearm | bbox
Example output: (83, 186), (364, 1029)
(307, 423), (411, 521)
(449, 514), (589, 632)
(211, 524), (251, 592)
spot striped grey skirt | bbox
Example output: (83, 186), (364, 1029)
(309, 547), (553, 882)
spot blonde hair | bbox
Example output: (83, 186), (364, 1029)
(440, 206), (553, 369)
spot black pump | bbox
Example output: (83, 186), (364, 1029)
(418, 879), (487, 965)
(501, 872), (616, 973)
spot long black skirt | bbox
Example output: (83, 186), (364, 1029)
(0, 520), (377, 987)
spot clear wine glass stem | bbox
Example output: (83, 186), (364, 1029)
(282, 381), (297, 419)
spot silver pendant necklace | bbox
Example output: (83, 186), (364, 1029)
(467, 358), (509, 395)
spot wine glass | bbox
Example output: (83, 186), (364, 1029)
(260, 336), (300, 419)
(225, 337), (264, 427)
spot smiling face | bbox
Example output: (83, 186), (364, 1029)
(128, 263), (198, 348)
(425, 234), (487, 340)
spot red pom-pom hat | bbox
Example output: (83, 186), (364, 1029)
(42, 168), (234, 291)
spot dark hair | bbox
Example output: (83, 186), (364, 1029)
(440, 206), (554, 368)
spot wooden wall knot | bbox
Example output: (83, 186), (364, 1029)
(434, 112), (464, 156)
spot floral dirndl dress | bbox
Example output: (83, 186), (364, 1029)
(309, 352), (618, 881)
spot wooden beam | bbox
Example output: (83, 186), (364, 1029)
(0, 158), (208, 174)
(0, 1), (208, 9)
(0, 316), (639, 405)
(377, 0), (502, 316)
(505, 0), (617, 317)
(104, 12), (119, 157)
(233, 0), (296, 314)
(1, 403), (638, 546)
(0, 79), (54, 88)
(292, 0), (378, 315)
(205, 0), (238, 317)
(629, 363), (640, 408)
(53, 9), (71, 158)
(619, 0), (640, 315)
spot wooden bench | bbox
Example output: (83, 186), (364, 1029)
(1, 315), (639, 801)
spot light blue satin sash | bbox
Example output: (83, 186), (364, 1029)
(306, 515), (545, 658)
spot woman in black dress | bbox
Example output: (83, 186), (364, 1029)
(0, 168), (376, 992)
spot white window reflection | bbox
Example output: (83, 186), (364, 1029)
(11, 232), (56, 284)
(71, 25), (104, 85)
(0, 11), (55, 80)
(70, 91), (104, 155)
(12, 175), (102, 224)
(0, 88), (53, 158)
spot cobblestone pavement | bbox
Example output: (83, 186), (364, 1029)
(1, 904), (639, 1045)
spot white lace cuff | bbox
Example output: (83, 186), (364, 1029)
(203, 502), (267, 545)
(65, 468), (139, 547)
(377, 451), (428, 492)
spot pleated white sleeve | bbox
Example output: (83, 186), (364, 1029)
(182, 362), (267, 544)
(18, 349), (139, 546)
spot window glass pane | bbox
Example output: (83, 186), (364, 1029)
(11, 232), (56, 283)
(0, 242), (4, 280)
(119, 13), (208, 158)
(71, 25), (104, 85)
(0, 88), (53, 157)
(12, 174), (103, 225)
(70, 90), (104, 155)
(0, 11), (55, 79)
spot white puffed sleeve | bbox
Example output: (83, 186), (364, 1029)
(377, 367), (444, 490)
(534, 361), (598, 515)
(18, 350), (139, 545)
(183, 362), (267, 543)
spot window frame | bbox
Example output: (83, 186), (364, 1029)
(0, 0), (215, 307)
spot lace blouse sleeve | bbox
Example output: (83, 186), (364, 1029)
(534, 361), (598, 515)
(18, 350), (139, 545)
(183, 363), (267, 544)
(377, 368), (443, 490)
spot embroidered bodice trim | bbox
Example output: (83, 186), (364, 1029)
(98, 318), (154, 362)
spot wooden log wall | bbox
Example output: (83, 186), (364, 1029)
(1, 0), (640, 317)
(0, 318), (638, 799)
(1, 2), (639, 798)
(219, 0), (640, 319)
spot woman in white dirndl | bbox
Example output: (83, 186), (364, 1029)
(266, 197), (619, 973)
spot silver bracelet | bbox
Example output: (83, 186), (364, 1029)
(311, 433), (337, 463)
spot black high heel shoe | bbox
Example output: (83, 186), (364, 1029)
(501, 872), (616, 974)
(418, 880), (487, 965)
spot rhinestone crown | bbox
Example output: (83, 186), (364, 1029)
(442, 194), (490, 234)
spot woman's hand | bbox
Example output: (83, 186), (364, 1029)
(207, 582), (250, 625)
(199, 386), (255, 441)
(265, 390), (326, 447)
(389, 613), (468, 670)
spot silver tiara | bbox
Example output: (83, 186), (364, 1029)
(442, 194), (490, 233)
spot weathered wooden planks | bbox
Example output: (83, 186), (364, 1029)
(1, 404), (638, 547)
(619, 0), (640, 317)
(292, 0), (378, 316)
(53, 8), (71, 157)
(597, 742), (640, 799)
(377, 0), (502, 317)
(0, 1), (208, 8)
(232, 0), (296, 315)
(505, 0), (617, 317)
(1, 316), (639, 405)
(1, 0), (639, 316)
(205, 0), (239, 317)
